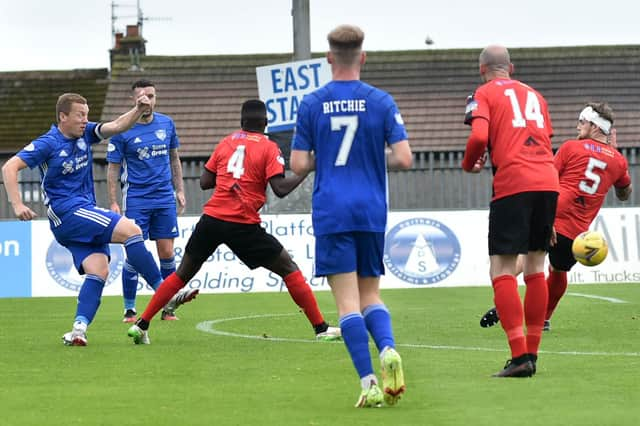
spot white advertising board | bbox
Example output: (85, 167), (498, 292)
(24, 207), (640, 298)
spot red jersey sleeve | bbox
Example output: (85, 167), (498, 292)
(614, 156), (632, 188)
(264, 141), (285, 180)
(204, 148), (217, 173)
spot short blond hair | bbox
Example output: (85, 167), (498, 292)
(327, 24), (364, 66)
(56, 93), (87, 123)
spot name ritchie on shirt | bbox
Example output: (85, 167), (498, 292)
(322, 99), (366, 114)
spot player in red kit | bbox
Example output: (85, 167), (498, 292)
(480, 102), (632, 331)
(463, 45), (559, 377)
(127, 99), (341, 344)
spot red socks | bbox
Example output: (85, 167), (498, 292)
(524, 272), (548, 356)
(546, 269), (568, 320)
(492, 275), (526, 358)
(283, 270), (325, 327)
(141, 272), (185, 322)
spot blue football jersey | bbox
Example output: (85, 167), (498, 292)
(292, 80), (408, 235)
(106, 112), (179, 209)
(17, 123), (102, 223)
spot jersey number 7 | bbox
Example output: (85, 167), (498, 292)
(331, 115), (358, 166)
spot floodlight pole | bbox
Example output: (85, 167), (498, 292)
(292, 0), (311, 60)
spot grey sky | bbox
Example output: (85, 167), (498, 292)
(0, 0), (636, 72)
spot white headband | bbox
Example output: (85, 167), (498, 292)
(579, 106), (612, 135)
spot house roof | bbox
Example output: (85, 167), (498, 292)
(0, 69), (109, 155)
(1, 46), (638, 158)
(97, 45), (640, 157)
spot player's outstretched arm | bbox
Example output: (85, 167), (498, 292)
(99, 95), (151, 139)
(1, 156), (37, 221)
(269, 172), (308, 198)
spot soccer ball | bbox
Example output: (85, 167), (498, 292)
(572, 230), (608, 266)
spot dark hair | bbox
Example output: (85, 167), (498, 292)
(241, 99), (267, 131)
(586, 101), (614, 126)
(56, 93), (87, 123)
(131, 79), (155, 91)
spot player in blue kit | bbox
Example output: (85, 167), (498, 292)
(1, 93), (194, 346)
(107, 80), (193, 322)
(290, 24), (413, 408)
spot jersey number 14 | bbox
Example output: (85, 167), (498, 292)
(504, 88), (545, 129)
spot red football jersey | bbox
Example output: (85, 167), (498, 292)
(465, 78), (559, 200)
(202, 130), (285, 224)
(554, 139), (631, 239)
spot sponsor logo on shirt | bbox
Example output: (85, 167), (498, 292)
(107, 143), (116, 152)
(383, 217), (461, 285)
(395, 113), (404, 125)
(137, 146), (150, 160)
(59, 150), (68, 157)
(62, 161), (75, 175)
(155, 129), (167, 141)
(46, 240), (124, 292)
(134, 137), (142, 144)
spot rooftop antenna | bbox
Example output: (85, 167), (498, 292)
(111, 0), (171, 44)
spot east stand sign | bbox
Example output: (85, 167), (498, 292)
(256, 58), (331, 133)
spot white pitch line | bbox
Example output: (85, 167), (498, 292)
(195, 313), (640, 358)
(566, 292), (629, 304)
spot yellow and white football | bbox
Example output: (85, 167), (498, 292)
(572, 230), (608, 267)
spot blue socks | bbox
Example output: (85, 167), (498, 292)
(75, 274), (105, 325)
(340, 313), (374, 379)
(363, 304), (396, 352)
(122, 261), (138, 310)
(123, 235), (162, 290)
(160, 256), (176, 279)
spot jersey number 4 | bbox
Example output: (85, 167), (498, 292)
(227, 145), (246, 178)
(331, 115), (358, 166)
(579, 157), (607, 195)
(504, 88), (545, 128)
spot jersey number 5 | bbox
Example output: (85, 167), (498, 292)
(331, 115), (358, 166)
(227, 145), (246, 178)
(504, 88), (545, 128)
(579, 157), (607, 195)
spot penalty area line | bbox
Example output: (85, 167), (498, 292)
(195, 313), (640, 358)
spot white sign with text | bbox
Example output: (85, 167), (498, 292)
(256, 58), (331, 132)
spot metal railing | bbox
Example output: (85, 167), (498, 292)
(1, 149), (638, 219)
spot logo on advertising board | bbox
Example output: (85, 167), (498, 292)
(384, 217), (461, 285)
(45, 241), (125, 292)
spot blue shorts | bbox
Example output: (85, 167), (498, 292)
(51, 206), (120, 274)
(314, 231), (385, 277)
(125, 206), (178, 240)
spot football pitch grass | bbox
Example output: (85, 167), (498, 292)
(1, 284), (638, 426)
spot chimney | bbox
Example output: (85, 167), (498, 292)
(110, 24), (147, 71)
(126, 25), (139, 38)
